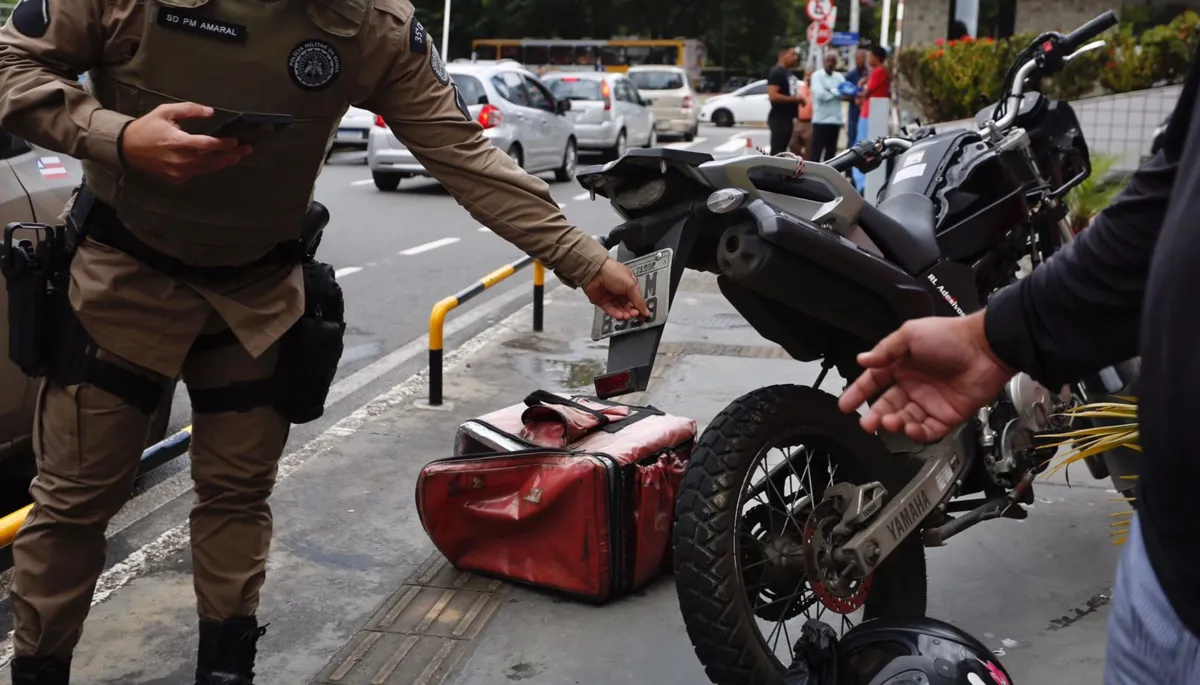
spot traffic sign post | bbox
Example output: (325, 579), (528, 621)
(807, 21), (833, 47)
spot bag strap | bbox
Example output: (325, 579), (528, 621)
(523, 390), (613, 425)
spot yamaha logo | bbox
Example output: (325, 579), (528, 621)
(288, 40), (341, 92)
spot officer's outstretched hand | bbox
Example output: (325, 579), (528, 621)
(583, 258), (652, 321)
(121, 103), (252, 185)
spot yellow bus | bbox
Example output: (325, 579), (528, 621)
(469, 38), (707, 86)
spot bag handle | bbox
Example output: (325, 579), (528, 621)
(523, 390), (613, 425)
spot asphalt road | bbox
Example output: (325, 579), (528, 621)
(137, 124), (771, 493)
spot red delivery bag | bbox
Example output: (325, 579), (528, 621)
(415, 390), (696, 602)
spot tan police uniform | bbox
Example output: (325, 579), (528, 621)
(0, 0), (613, 678)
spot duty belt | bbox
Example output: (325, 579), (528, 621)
(67, 185), (308, 281)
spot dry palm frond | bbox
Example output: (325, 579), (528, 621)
(1037, 400), (1140, 544)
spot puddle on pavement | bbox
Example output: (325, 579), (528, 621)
(502, 335), (565, 353)
(510, 356), (607, 390)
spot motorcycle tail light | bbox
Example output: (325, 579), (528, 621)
(478, 104), (503, 129)
(594, 370), (635, 399)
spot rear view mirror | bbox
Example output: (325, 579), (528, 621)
(555, 99), (571, 115)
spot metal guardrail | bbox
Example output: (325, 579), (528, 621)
(0, 424), (193, 564)
(428, 257), (546, 405)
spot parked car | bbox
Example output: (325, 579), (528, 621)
(699, 79), (769, 127)
(330, 106), (374, 156)
(542, 72), (656, 160)
(0, 129), (173, 503)
(626, 65), (700, 141)
(367, 61), (578, 191)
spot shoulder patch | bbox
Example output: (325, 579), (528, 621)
(410, 20), (427, 55)
(12, 0), (50, 38)
(430, 44), (449, 85)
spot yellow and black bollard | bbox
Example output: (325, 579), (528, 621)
(428, 257), (545, 406)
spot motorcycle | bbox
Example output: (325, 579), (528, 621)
(573, 12), (1137, 685)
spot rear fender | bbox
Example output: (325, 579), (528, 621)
(595, 214), (698, 398)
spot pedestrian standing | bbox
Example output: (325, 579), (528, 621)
(853, 45), (891, 190)
(844, 48), (867, 147)
(809, 52), (846, 162)
(0, 0), (649, 682)
(766, 44), (807, 156)
(794, 70), (815, 156)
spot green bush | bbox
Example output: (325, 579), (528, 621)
(897, 11), (1200, 122)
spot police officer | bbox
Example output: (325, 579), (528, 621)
(0, 0), (650, 681)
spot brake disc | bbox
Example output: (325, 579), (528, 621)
(802, 498), (874, 614)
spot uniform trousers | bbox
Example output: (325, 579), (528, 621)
(10, 309), (290, 659)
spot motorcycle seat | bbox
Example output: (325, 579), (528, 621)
(858, 192), (941, 275)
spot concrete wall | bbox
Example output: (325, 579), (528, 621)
(901, 0), (1121, 49)
(932, 84), (1182, 172)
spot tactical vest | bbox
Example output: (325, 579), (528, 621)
(84, 0), (368, 259)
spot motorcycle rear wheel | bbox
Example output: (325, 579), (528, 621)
(673, 384), (927, 685)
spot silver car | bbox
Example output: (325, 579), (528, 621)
(330, 105), (374, 155)
(367, 61), (578, 191)
(542, 72), (656, 160)
(627, 65), (701, 141)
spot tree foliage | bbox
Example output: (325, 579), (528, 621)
(411, 0), (892, 76)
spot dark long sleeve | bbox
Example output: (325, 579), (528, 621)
(982, 60), (1197, 388)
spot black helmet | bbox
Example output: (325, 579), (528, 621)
(783, 618), (1013, 685)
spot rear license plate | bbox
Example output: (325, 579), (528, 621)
(590, 249), (672, 341)
(337, 128), (365, 139)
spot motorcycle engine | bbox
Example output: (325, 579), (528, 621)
(979, 373), (1076, 487)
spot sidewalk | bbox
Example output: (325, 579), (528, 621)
(11, 273), (1123, 684)
(305, 272), (1124, 685)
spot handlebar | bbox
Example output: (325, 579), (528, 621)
(827, 137), (913, 175)
(990, 11), (1118, 133)
(1061, 10), (1117, 52)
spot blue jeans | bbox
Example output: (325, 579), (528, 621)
(1105, 513), (1200, 684)
(852, 117), (870, 192)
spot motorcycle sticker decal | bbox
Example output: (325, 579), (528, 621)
(984, 661), (1011, 685)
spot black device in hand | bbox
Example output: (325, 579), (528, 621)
(207, 112), (295, 145)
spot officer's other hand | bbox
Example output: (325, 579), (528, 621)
(121, 103), (252, 185)
(837, 312), (1015, 443)
(583, 258), (652, 321)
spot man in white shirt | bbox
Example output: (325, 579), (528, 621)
(809, 52), (846, 162)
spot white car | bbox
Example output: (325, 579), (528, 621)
(330, 106), (374, 154)
(367, 61), (577, 191)
(626, 65), (700, 141)
(700, 79), (769, 127)
(542, 72), (656, 159)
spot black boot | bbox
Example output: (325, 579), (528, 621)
(11, 656), (70, 685)
(195, 616), (268, 685)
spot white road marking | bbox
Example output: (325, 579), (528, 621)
(714, 135), (758, 154)
(573, 192), (592, 201)
(350, 179), (374, 186)
(400, 237), (459, 255)
(334, 266), (363, 279)
(663, 136), (708, 150)
(0, 283), (563, 669)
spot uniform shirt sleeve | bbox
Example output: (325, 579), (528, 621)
(357, 3), (610, 289)
(0, 0), (131, 170)
(982, 55), (1196, 388)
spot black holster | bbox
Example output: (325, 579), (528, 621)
(270, 259), (346, 424)
(1, 222), (62, 377)
(1, 215), (166, 414)
(184, 202), (344, 425)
